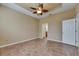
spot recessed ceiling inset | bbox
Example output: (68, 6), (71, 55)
(17, 3), (62, 15)
(2, 3), (76, 19)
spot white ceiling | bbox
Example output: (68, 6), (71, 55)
(1, 3), (76, 19)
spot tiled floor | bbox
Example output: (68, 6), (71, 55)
(0, 38), (78, 56)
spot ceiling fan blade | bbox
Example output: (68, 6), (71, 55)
(43, 9), (48, 12)
(40, 13), (43, 15)
(33, 11), (37, 14)
(30, 7), (36, 10)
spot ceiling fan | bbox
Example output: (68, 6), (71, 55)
(30, 3), (48, 15)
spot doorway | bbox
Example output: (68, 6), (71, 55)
(42, 23), (48, 39)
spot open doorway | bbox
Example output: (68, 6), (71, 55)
(42, 23), (48, 39)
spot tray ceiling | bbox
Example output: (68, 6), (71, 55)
(16, 3), (61, 12)
(2, 3), (76, 19)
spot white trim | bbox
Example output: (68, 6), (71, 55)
(2, 3), (40, 19)
(0, 37), (78, 48)
(0, 37), (39, 48)
(48, 39), (78, 47)
(48, 39), (62, 43)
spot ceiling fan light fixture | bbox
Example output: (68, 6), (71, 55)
(38, 7), (42, 10)
(30, 3), (48, 15)
(37, 7), (42, 14)
(37, 10), (42, 14)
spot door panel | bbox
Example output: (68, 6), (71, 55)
(62, 19), (75, 46)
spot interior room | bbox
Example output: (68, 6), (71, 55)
(0, 3), (79, 56)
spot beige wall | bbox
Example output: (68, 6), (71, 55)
(0, 5), (39, 46)
(39, 9), (76, 42)
(0, 4), (77, 47)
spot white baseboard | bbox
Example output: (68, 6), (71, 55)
(0, 37), (38, 48)
(1, 38), (78, 48)
(48, 39), (78, 47)
(48, 39), (62, 43)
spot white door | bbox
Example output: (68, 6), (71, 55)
(62, 19), (76, 46)
(76, 13), (79, 47)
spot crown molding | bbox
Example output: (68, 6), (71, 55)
(2, 3), (40, 19)
(1, 3), (76, 19)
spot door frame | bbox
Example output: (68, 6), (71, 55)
(41, 23), (48, 39)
